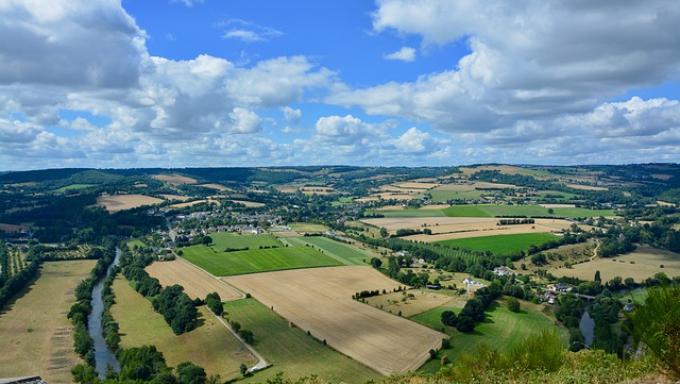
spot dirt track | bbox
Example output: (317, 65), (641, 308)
(224, 266), (446, 375)
(146, 258), (243, 301)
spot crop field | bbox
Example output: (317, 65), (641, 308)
(436, 233), (559, 256)
(111, 277), (256, 380)
(223, 298), (381, 384)
(364, 289), (466, 317)
(198, 183), (232, 192)
(229, 200), (265, 208)
(152, 174), (197, 185)
(210, 232), (282, 250)
(368, 208), (447, 217)
(96, 193), (165, 213)
(284, 236), (375, 265)
(392, 182), (440, 189)
(412, 299), (568, 373)
(159, 194), (192, 201)
(549, 246), (680, 282)
(224, 266), (446, 375)
(442, 204), (615, 218)
(145, 258), (243, 300)
(362, 217), (573, 237)
(565, 183), (608, 191)
(169, 199), (219, 209)
(0, 260), (95, 384)
(182, 245), (341, 276)
(290, 222), (329, 232)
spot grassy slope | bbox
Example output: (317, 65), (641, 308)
(209, 233), (282, 250)
(182, 245), (342, 276)
(286, 236), (374, 265)
(436, 233), (559, 256)
(223, 298), (380, 384)
(411, 300), (568, 373)
(54, 183), (96, 193)
(111, 276), (256, 380)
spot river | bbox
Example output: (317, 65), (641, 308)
(579, 309), (594, 347)
(88, 247), (121, 378)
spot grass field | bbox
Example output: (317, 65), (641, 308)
(182, 245), (342, 276)
(223, 298), (380, 384)
(209, 233), (282, 250)
(285, 236), (374, 265)
(126, 238), (146, 249)
(290, 222), (329, 232)
(372, 204), (614, 218)
(0, 260), (95, 384)
(411, 299), (567, 373)
(549, 246), (680, 282)
(436, 233), (559, 256)
(368, 208), (446, 217)
(225, 266), (445, 375)
(111, 276), (256, 380)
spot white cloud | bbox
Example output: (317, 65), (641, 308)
(220, 19), (282, 43)
(384, 46), (416, 62)
(229, 107), (262, 134)
(282, 106), (302, 123)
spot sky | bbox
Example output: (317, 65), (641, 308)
(1, 0), (680, 170)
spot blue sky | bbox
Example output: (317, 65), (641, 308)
(1, 0), (679, 169)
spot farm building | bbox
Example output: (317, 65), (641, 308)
(0, 377), (46, 384)
(493, 266), (515, 276)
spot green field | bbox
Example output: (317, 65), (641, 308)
(411, 300), (568, 373)
(209, 232), (282, 250)
(54, 183), (96, 193)
(285, 236), (375, 265)
(182, 245), (341, 276)
(127, 238), (146, 249)
(436, 233), (559, 256)
(442, 204), (615, 218)
(370, 204), (615, 218)
(223, 298), (380, 384)
(111, 276), (255, 380)
(429, 189), (485, 203)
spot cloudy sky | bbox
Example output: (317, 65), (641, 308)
(1, 0), (679, 170)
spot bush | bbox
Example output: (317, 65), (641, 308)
(441, 310), (458, 327)
(507, 298), (520, 313)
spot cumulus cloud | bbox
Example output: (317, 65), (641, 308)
(229, 108), (262, 134)
(331, 0), (680, 135)
(220, 19), (282, 43)
(282, 106), (302, 123)
(384, 46), (416, 62)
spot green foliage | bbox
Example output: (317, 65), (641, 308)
(117, 345), (170, 381)
(507, 297), (520, 313)
(628, 286), (680, 378)
(205, 292), (223, 316)
(176, 361), (207, 384)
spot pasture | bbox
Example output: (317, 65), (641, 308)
(372, 204), (614, 218)
(290, 222), (329, 232)
(54, 183), (95, 193)
(182, 245), (341, 276)
(223, 298), (380, 384)
(210, 232), (282, 250)
(145, 258), (243, 300)
(284, 236), (375, 265)
(412, 299), (567, 373)
(436, 233), (559, 256)
(96, 193), (165, 213)
(111, 276), (257, 380)
(198, 183), (232, 192)
(224, 266), (446, 375)
(549, 246), (680, 282)
(0, 260), (95, 384)
(364, 289), (465, 317)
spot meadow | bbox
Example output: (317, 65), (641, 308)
(209, 232), (282, 250)
(284, 236), (374, 265)
(54, 183), (96, 193)
(182, 245), (341, 276)
(411, 299), (568, 373)
(223, 298), (381, 384)
(111, 276), (256, 380)
(372, 204), (615, 218)
(0, 260), (95, 384)
(290, 222), (329, 232)
(435, 233), (559, 256)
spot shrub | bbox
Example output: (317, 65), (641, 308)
(507, 298), (520, 313)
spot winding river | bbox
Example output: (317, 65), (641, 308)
(88, 247), (121, 377)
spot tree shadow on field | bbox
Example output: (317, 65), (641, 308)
(0, 265), (43, 318)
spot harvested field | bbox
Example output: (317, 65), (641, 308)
(198, 183), (232, 192)
(549, 246), (680, 282)
(225, 266), (446, 375)
(302, 186), (335, 195)
(229, 200), (265, 208)
(112, 276), (256, 380)
(224, 299), (380, 384)
(169, 199), (218, 209)
(145, 258), (243, 300)
(152, 174), (197, 185)
(364, 289), (465, 317)
(0, 222), (28, 233)
(376, 204), (449, 211)
(371, 193), (419, 200)
(96, 193), (164, 213)
(392, 182), (440, 190)
(540, 203), (576, 208)
(160, 194), (192, 201)
(0, 260), (95, 384)
(276, 185), (298, 193)
(565, 183), (608, 191)
(363, 217), (574, 239)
